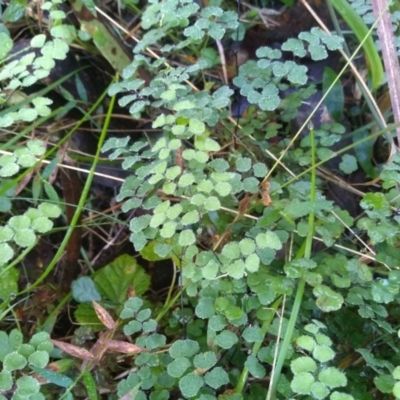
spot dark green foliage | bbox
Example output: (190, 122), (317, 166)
(1, 0), (400, 398)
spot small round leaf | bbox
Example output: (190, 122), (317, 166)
(3, 352), (27, 371)
(204, 367), (229, 389)
(179, 373), (203, 398)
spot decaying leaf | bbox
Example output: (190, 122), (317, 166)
(51, 339), (94, 361)
(105, 339), (144, 354)
(92, 300), (116, 330)
(262, 180), (272, 206)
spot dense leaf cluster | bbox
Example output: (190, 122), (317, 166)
(2, 0), (400, 399)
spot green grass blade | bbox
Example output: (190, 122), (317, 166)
(329, 0), (384, 88)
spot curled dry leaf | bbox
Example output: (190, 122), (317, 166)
(92, 300), (116, 330)
(262, 180), (272, 206)
(15, 169), (35, 197)
(175, 146), (183, 169)
(51, 339), (94, 361)
(105, 339), (144, 354)
(238, 194), (250, 214)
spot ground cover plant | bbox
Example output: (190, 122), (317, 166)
(1, 0), (400, 399)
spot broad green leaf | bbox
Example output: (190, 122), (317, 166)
(284, 200), (333, 218)
(374, 374), (395, 394)
(371, 279), (398, 303)
(352, 128), (377, 178)
(77, 15), (130, 72)
(313, 284), (344, 312)
(0, 33), (13, 60)
(82, 0), (96, 16)
(82, 370), (98, 400)
(93, 254), (150, 304)
(2, 0), (26, 23)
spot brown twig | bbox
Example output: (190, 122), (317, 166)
(372, 0), (400, 148)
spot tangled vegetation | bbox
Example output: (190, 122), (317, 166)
(1, 0), (400, 399)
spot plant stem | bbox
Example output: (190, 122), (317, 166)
(235, 296), (282, 394)
(18, 78), (117, 295)
(267, 126), (317, 399)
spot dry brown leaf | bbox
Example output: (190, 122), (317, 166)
(105, 340), (144, 354)
(175, 146), (183, 169)
(15, 170), (35, 196)
(238, 194), (250, 214)
(262, 180), (272, 206)
(92, 301), (116, 330)
(51, 339), (94, 361)
(81, 339), (107, 371)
